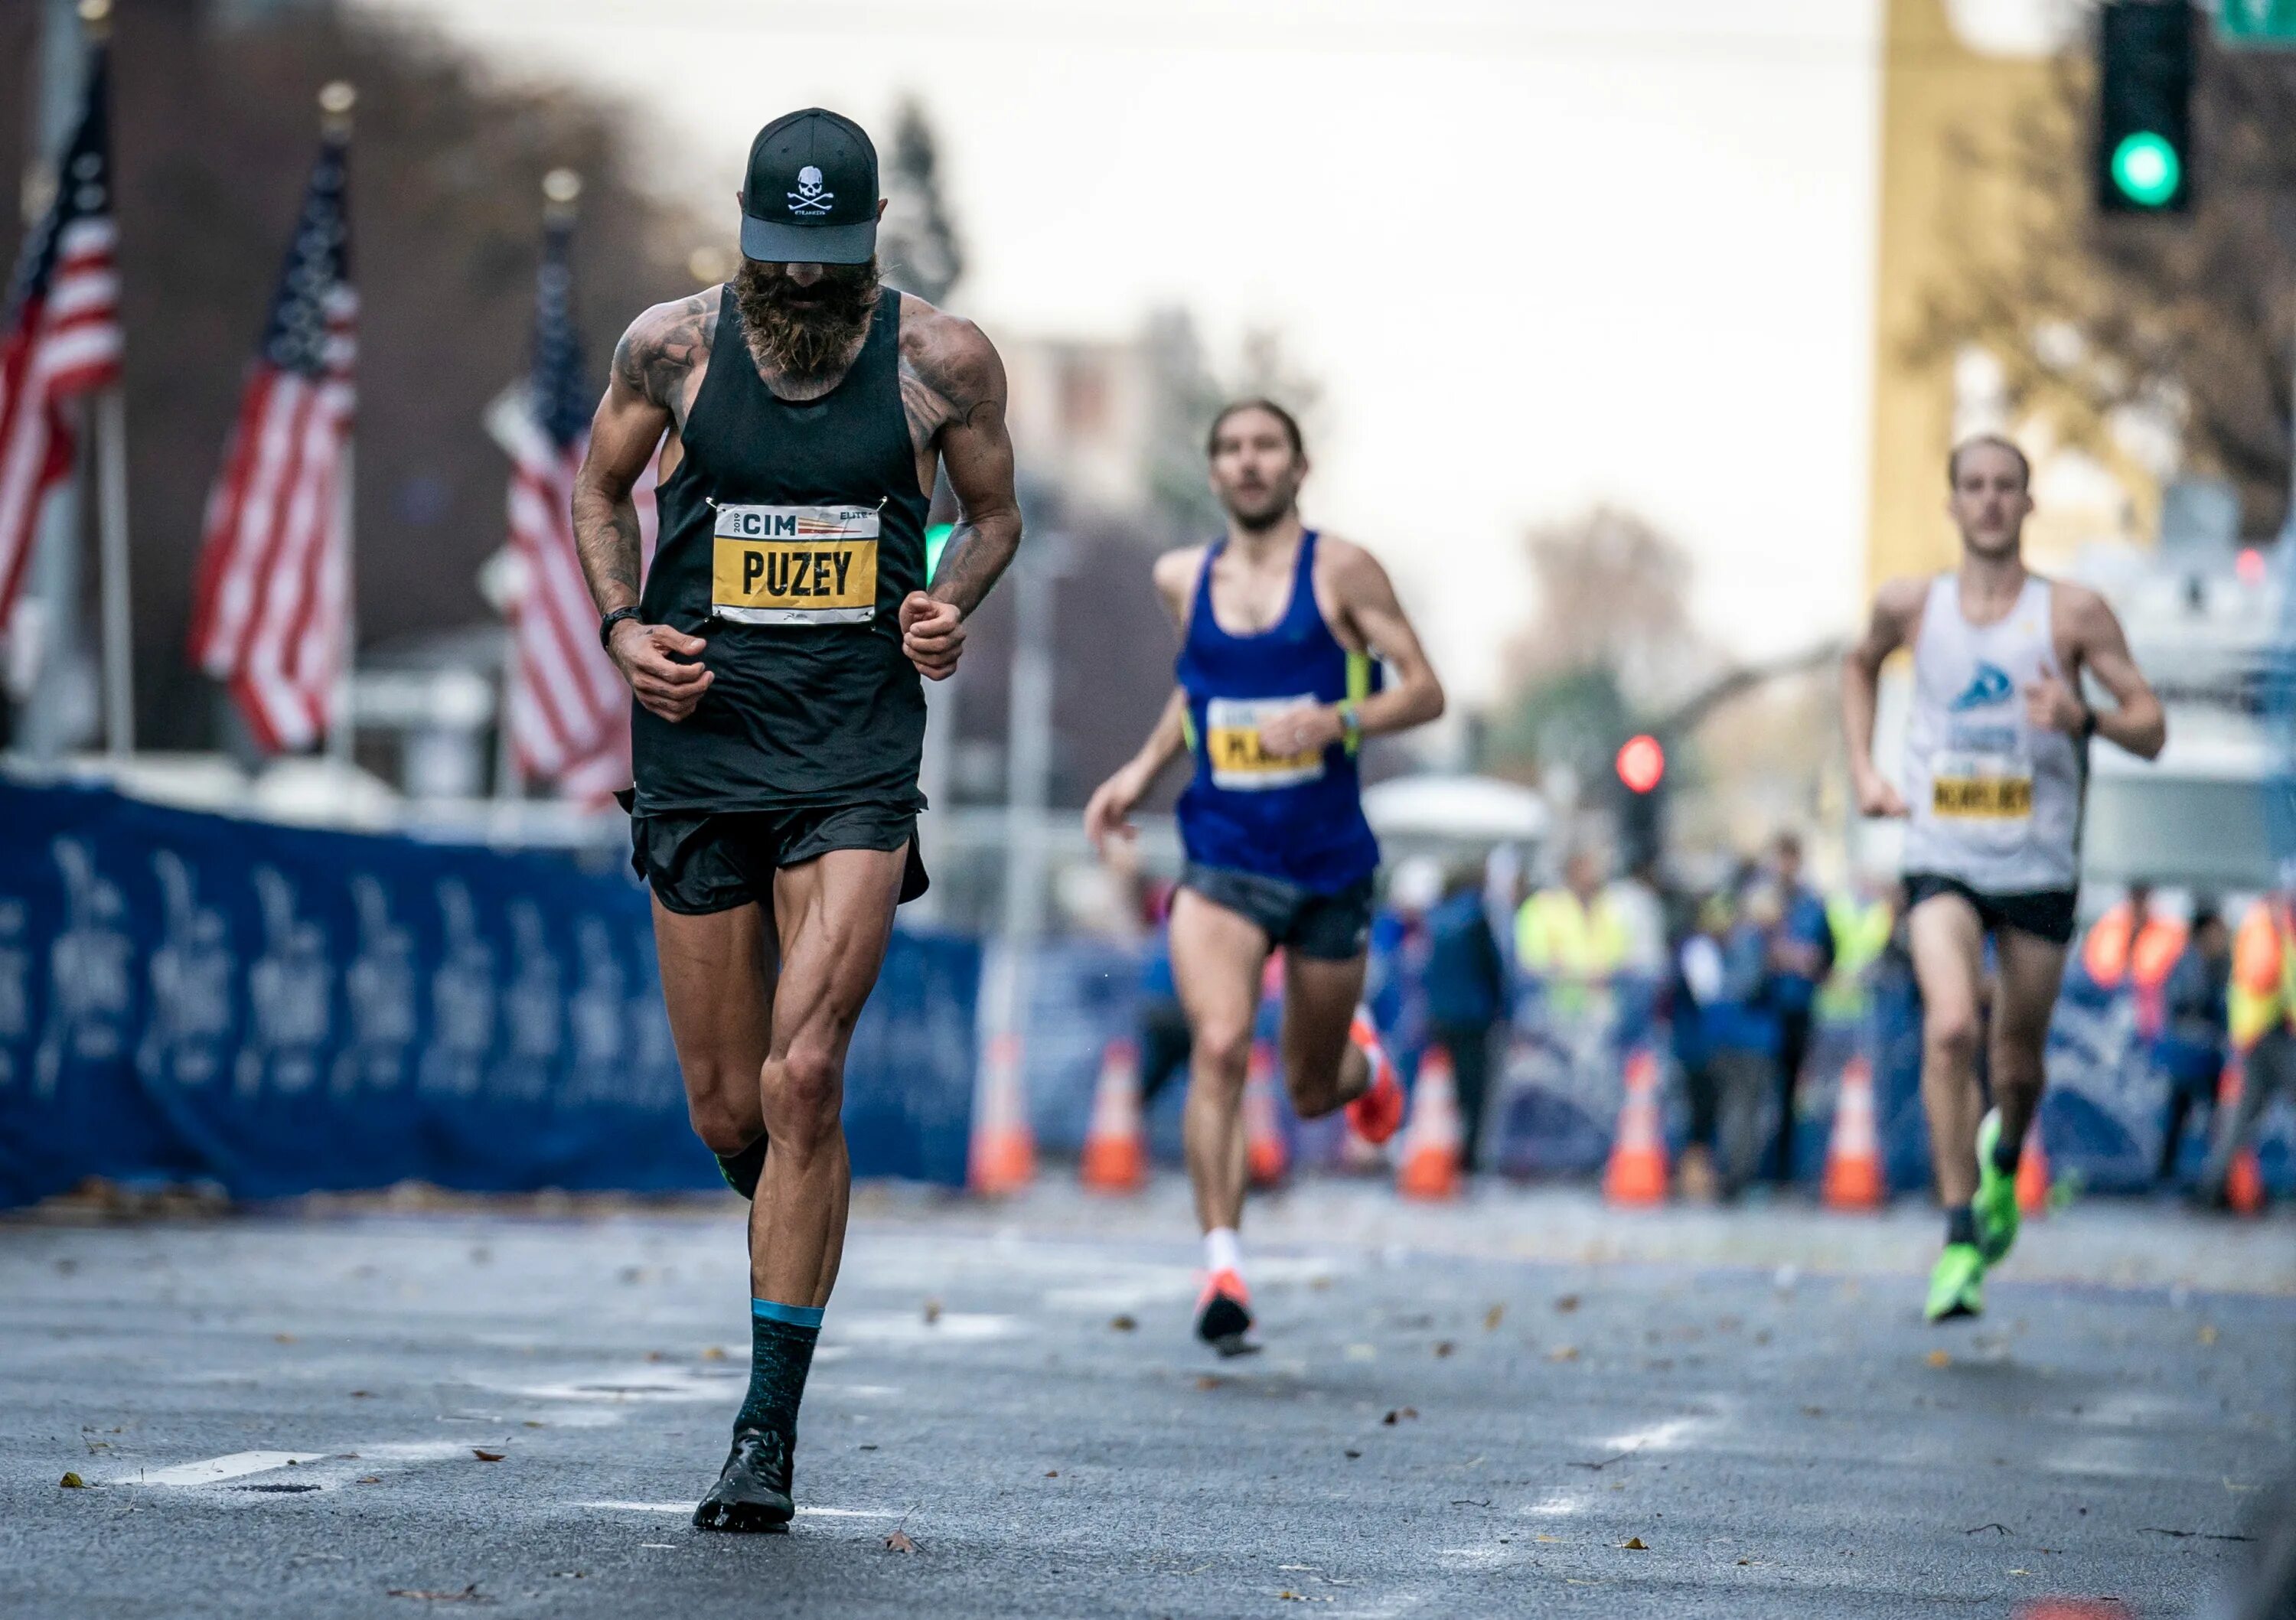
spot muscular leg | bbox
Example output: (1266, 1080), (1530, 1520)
(751, 846), (906, 1306)
(1278, 949), (1371, 1120)
(1170, 890), (1271, 1236)
(1988, 927), (2069, 1160)
(1907, 894), (1988, 1207)
(654, 898), (776, 1162)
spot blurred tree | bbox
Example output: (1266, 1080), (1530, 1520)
(876, 96), (964, 308)
(1137, 307), (1327, 543)
(0, 0), (709, 749)
(1484, 506), (1716, 782)
(1913, 34), (2296, 536)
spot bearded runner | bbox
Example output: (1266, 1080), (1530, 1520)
(1842, 435), (2162, 1324)
(1084, 399), (1443, 1356)
(571, 107), (1020, 1530)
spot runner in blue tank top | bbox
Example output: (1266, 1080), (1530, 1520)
(1085, 400), (1445, 1354)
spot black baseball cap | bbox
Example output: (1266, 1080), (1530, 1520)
(741, 109), (879, 266)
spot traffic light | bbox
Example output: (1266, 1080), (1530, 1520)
(1615, 734), (1667, 871)
(2098, 1), (2194, 214)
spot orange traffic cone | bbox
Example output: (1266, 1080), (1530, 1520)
(2014, 1119), (2050, 1216)
(1079, 1038), (1147, 1194)
(1397, 1045), (1463, 1200)
(1820, 1056), (1885, 1211)
(2219, 1061), (2267, 1217)
(1244, 1040), (1290, 1187)
(967, 1029), (1035, 1195)
(1601, 1046), (1668, 1207)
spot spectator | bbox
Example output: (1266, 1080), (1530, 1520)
(1762, 833), (1835, 1186)
(1671, 891), (1732, 1204)
(1515, 846), (1629, 1022)
(2154, 902), (2229, 1188)
(2199, 873), (2296, 1209)
(1706, 880), (1784, 1199)
(1423, 863), (1509, 1173)
(2082, 882), (2187, 1040)
(1609, 856), (1671, 978)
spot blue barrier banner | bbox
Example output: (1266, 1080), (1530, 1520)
(0, 779), (979, 1208)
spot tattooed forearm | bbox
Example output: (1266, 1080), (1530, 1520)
(571, 478), (644, 615)
(928, 514), (1022, 618)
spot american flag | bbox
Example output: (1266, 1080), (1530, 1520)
(0, 43), (122, 655)
(496, 207), (654, 800)
(188, 128), (356, 753)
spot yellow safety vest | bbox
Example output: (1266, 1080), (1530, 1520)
(1817, 895), (1892, 1023)
(2229, 900), (2296, 1051)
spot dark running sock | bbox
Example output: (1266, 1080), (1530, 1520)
(1989, 1129), (2022, 1178)
(1945, 1208), (1978, 1248)
(741, 1299), (823, 1439)
(715, 1134), (769, 1201)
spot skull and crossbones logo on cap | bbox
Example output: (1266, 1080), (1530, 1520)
(786, 165), (833, 215)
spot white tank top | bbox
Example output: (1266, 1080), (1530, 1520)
(1900, 573), (2085, 893)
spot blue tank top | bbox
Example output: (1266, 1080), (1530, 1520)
(1173, 530), (1381, 892)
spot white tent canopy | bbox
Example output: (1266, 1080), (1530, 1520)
(1362, 774), (1549, 844)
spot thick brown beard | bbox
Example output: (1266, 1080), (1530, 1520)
(732, 256), (881, 383)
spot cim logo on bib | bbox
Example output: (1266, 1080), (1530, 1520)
(1948, 662), (2014, 713)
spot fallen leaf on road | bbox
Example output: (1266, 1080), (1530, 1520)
(470, 1449), (504, 1462)
(521, 1422), (543, 1429)
(1195, 1374), (1223, 1390)
(1534, 1534), (1561, 1543)
(1547, 1345), (1580, 1363)
(275, 1333), (297, 1345)
(2007, 1568), (2030, 1576)
(1554, 1295), (1580, 1313)
(2198, 1325), (2218, 1346)
(921, 1299), (942, 1325)
(1484, 1305), (1505, 1331)
(58, 1472), (83, 1488)
(645, 1351), (667, 1363)
(1926, 1349), (1952, 1368)
(1619, 1537), (1649, 1550)
(701, 1346), (726, 1361)
(1402, 1406), (1417, 1419)
(859, 1444), (879, 1451)
(1044, 1471), (1058, 1478)
(1433, 1341), (1456, 1358)
(1965, 1524), (2009, 1536)
(386, 1585), (483, 1602)
(1383, 1410), (1400, 1425)
(1110, 1315), (1137, 1332)
(1801, 1406), (1825, 1417)
(884, 1530), (918, 1553)
(1736, 1558), (1750, 1565)
(349, 1390), (373, 1399)
(1344, 1449), (1362, 1460)
(357, 1476), (382, 1485)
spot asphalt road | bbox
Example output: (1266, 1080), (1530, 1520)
(2, 1183), (2289, 1619)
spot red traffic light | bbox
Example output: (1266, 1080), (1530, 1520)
(1616, 734), (1665, 794)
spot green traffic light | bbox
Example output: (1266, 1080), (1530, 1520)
(925, 523), (954, 580)
(2110, 131), (2180, 207)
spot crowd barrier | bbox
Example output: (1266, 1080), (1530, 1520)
(0, 780), (980, 1209)
(1019, 939), (2296, 1195)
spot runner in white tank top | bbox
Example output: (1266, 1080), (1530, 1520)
(1842, 435), (2164, 1324)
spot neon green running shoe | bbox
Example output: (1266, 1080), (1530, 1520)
(1972, 1109), (2021, 1266)
(1924, 1243), (1985, 1322)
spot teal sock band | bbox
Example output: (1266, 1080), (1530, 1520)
(752, 1298), (824, 1329)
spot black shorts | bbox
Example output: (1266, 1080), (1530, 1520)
(1904, 872), (2078, 947)
(628, 801), (928, 916)
(1179, 861), (1374, 961)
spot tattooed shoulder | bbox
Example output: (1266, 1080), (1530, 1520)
(897, 294), (1005, 455)
(611, 286), (718, 420)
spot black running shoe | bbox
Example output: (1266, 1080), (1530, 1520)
(692, 1425), (794, 1532)
(1194, 1268), (1259, 1358)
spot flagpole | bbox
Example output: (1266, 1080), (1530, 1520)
(77, 0), (133, 760)
(321, 80), (356, 766)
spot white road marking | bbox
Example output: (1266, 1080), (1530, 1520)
(833, 1311), (1017, 1345)
(129, 1452), (328, 1486)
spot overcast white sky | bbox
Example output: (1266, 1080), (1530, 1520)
(368, 0), (1916, 700)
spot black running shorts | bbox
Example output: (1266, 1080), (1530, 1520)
(628, 801), (928, 915)
(1904, 872), (2078, 947)
(1179, 861), (1375, 961)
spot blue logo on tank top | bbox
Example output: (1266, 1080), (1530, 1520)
(1948, 662), (2014, 712)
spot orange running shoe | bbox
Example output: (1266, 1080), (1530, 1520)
(1344, 1012), (1405, 1146)
(1194, 1267), (1257, 1357)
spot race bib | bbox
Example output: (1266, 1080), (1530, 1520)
(1205, 695), (1326, 790)
(1929, 750), (2033, 820)
(711, 504), (879, 625)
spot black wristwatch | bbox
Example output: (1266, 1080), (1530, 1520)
(598, 606), (643, 652)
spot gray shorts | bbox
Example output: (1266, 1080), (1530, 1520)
(1179, 862), (1374, 961)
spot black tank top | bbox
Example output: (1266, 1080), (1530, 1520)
(631, 285), (929, 813)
